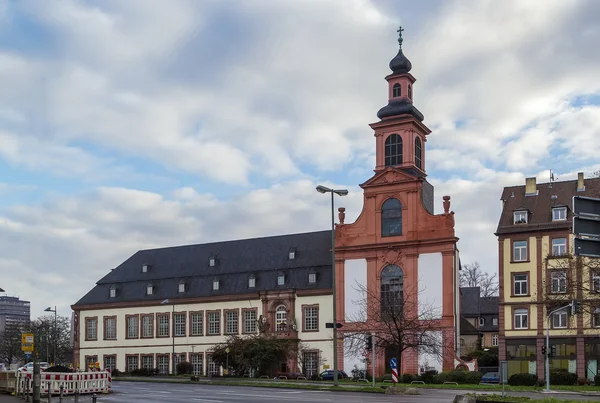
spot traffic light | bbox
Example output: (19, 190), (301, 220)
(571, 300), (582, 315)
(541, 346), (547, 355)
(365, 335), (373, 351)
(550, 345), (557, 358)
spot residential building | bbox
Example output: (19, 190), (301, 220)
(72, 28), (461, 377)
(496, 173), (600, 381)
(459, 287), (499, 353)
(0, 296), (31, 333)
(335, 29), (460, 376)
(72, 231), (334, 376)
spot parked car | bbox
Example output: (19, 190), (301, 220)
(319, 369), (349, 380)
(480, 371), (500, 384)
(18, 362), (50, 372)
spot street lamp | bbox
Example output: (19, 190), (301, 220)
(44, 306), (57, 365)
(161, 299), (176, 375)
(316, 184), (348, 387)
(0, 287), (4, 292)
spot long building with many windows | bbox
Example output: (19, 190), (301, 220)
(496, 173), (600, 381)
(72, 231), (334, 376)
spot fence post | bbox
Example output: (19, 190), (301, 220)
(59, 385), (63, 402)
(92, 393), (97, 403)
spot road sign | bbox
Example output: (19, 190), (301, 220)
(25, 352), (31, 359)
(572, 196), (600, 257)
(325, 322), (343, 329)
(225, 348), (230, 353)
(390, 357), (398, 383)
(22, 334), (34, 344)
(390, 357), (397, 369)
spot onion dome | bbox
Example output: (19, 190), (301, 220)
(389, 26), (412, 74)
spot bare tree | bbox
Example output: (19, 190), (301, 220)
(460, 261), (499, 297)
(0, 322), (25, 366)
(296, 342), (326, 378)
(344, 280), (450, 375)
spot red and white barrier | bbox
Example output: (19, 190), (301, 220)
(15, 370), (111, 396)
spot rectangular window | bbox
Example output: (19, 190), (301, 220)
(278, 275), (285, 285)
(248, 277), (256, 288)
(191, 354), (203, 375)
(213, 280), (219, 290)
(147, 285), (153, 295)
(553, 207), (567, 221)
(289, 251), (295, 259)
(552, 238), (567, 256)
(551, 271), (567, 293)
(104, 317), (116, 340)
(493, 318), (498, 326)
(514, 309), (528, 329)
(142, 315), (153, 338)
(86, 318), (98, 341)
(308, 273), (317, 284)
(552, 310), (568, 329)
(304, 306), (319, 331)
(208, 355), (220, 376)
(178, 282), (185, 293)
(513, 240), (528, 261)
(142, 355), (154, 369)
(127, 316), (139, 339)
(109, 288), (116, 298)
(174, 313), (186, 337)
(244, 310), (257, 334)
(593, 309), (600, 328)
(191, 312), (203, 336)
(225, 311), (238, 334)
(593, 272), (600, 293)
(208, 311), (220, 335)
(157, 355), (169, 375)
(513, 273), (528, 296)
(104, 355), (116, 372)
(303, 351), (318, 378)
(158, 314), (169, 337)
(491, 334), (499, 347)
(174, 353), (186, 366)
(85, 355), (98, 370)
(126, 355), (139, 373)
(514, 211), (527, 224)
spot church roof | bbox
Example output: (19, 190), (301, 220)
(73, 230), (333, 307)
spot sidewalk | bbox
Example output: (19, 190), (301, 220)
(0, 395), (21, 402)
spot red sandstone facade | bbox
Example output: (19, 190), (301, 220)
(334, 31), (460, 376)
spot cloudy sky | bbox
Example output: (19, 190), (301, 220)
(1, 0), (599, 319)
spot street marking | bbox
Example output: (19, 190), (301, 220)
(192, 399), (223, 403)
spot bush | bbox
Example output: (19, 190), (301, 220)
(420, 369), (438, 384)
(508, 373), (537, 386)
(549, 369), (577, 385)
(375, 373), (393, 382)
(430, 370), (482, 384)
(130, 368), (158, 376)
(401, 373), (415, 383)
(111, 368), (121, 377)
(595, 374), (600, 386)
(176, 361), (193, 375)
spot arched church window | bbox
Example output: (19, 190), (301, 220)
(275, 305), (287, 331)
(415, 137), (422, 169)
(408, 84), (413, 100)
(384, 134), (403, 167)
(392, 83), (401, 98)
(381, 198), (402, 237)
(380, 265), (404, 319)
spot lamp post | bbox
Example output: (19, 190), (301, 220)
(316, 184), (348, 387)
(161, 299), (176, 375)
(44, 306), (57, 365)
(0, 287), (4, 292)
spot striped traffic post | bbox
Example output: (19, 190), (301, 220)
(390, 357), (398, 383)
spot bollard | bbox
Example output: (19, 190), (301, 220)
(92, 393), (97, 403)
(47, 390), (52, 403)
(25, 380), (30, 402)
(59, 385), (63, 403)
(73, 391), (79, 403)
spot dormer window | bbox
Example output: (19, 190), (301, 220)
(288, 248), (296, 260)
(408, 84), (412, 100)
(109, 285), (116, 298)
(514, 211), (527, 224)
(212, 279), (220, 291)
(308, 272), (317, 284)
(277, 273), (285, 286)
(553, 207), (567, 221)
(142, 263), (149, 273)
(209, 256), (216, 267)
(392, 83), (401, 97)
(146, 284), (154, 295)
(479, 317), (485, 327)
(178, 281), (186, 293)
(248, 275), (256, 288)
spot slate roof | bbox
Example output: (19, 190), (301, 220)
(73, 230), (333, 307)
(460, 287), (499, 332)
(496, 176), (600, 235)
(460, 287), (481, 316)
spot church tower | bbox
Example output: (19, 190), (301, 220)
(334, 28), (460, 377)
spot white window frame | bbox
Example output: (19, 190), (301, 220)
(244, 310), (257, 334)
(209, 257), (215, 267)
(109, 288), (116, 298)
(248, 277), (256, 288)
(208, 311), (220, 335)
(513, 274), (528, 296)
(552, 207), (567, 221)
(308, 273), (317, 284)
(126, 316), (138, 339)
(552, 238), (567, 256)
(593, 272), (600, 293)
(514, 309), (528, 329)
(491, 334), (499, 347)
(191, 312), (203, 336)
(178, 282), (186, 293)
(552, 310), (568, 329)
(126, 355), (139, 373)
(142, 264), (148, 273)
(86, 318), (97, 340)
(158, 315), (169, 337)
(479, 317), (485, 327)
(513, 241), (528, 262)
(288, 251), (295, 260)
(225, 311), (238, 334)
(147, 284), (153, 295)
(493, 318), (498, 326)
(105, 317), (116, 340)
(174, 313), (186, 337)
(142, 355), (153, 369)
(550, 271), (567, 294)
(276, 305), (287, 331)
(212, 280), (219, 290)
(514, 211), (527, 224)
(157, 355), (169, 374)
(277, 274), (285, 286)
(304, 306), (318, 331)
(142, 315), (153, 338)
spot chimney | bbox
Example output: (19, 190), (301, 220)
(525, 177), (537, 196)
(577, 172), (585, 192)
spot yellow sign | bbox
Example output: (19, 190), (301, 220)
(323, 364), (330, 369)
(22, 344), (34, 352)
(22, 334), (34, 344)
